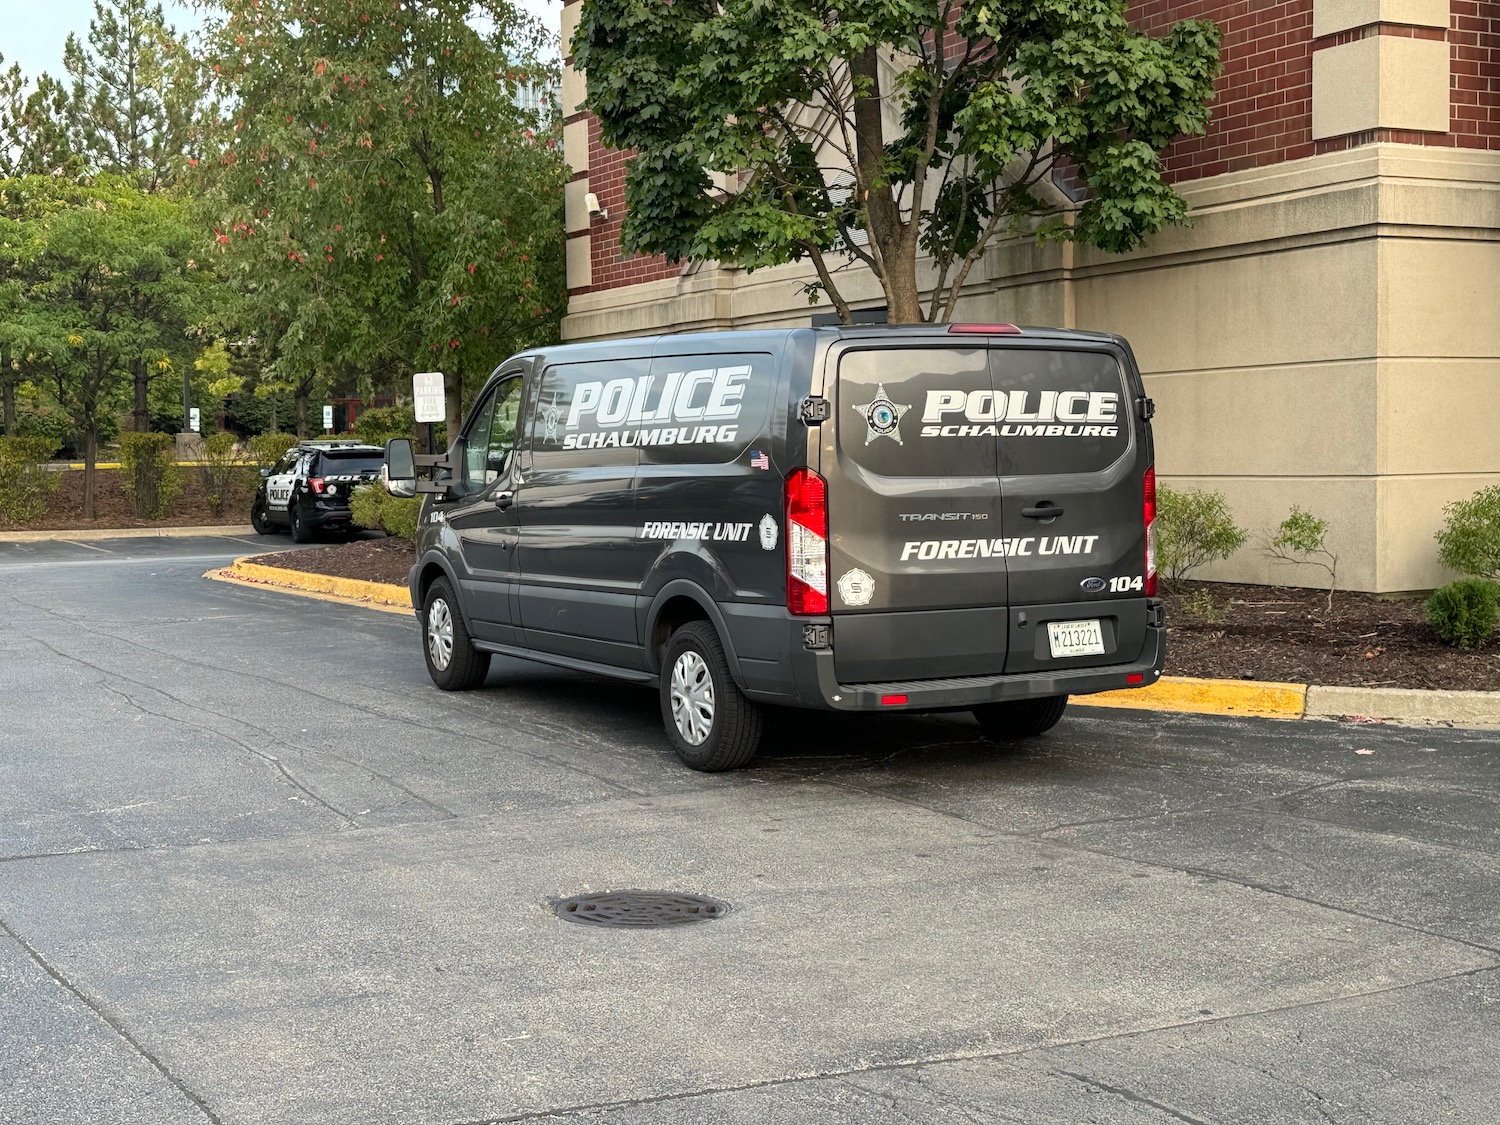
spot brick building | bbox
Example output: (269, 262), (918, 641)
(558, 0), (1500, 593)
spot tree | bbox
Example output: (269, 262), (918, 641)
(63, 0), (200, 192)
(0, 177), (207, 516)
(572, 0), (1222, 324)
(198, 0), (566, 439)
(0, 61), (86, 180)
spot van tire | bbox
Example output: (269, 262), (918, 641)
(660, 621), (763, 772)
(973, 695), (1068, 740)
(422, 577), (490, 691)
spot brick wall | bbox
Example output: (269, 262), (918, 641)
(573, 0), (1498, 295)
(1136, 0), (1317, 180)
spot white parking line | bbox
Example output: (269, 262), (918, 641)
(62, 540), (114, 554)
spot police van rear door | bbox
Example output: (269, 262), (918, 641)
(824, 342), (1009, 684)
(990, 341), (1150, 675)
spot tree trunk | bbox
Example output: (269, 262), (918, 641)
(133, 358), (150, 431)
(295, 389), (308, 437)
(849, 47), (923, 324)
(269, 400), (278, 434)
(444, 369), (462, 453)
(83, 427), (97, 520)
(1, 344), (14, 436)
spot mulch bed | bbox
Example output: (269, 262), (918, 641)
(246, 535), (416, 585)
(1163, 581), (1498, 693)
(241, 539), (1500, 693)
(0, 469), (257, 531)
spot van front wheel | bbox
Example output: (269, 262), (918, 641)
(422, 577), (490, 691)
(973, 696), (1068, 740)
(660, 621), (763, 772)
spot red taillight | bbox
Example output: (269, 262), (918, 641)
(785, 468), (829, 615)
(1127, 673), (1144, 685)
(947, 323), (1022, 335)
(1143, 465), (1157, 597)
(881, 694), (908, 706)
(309, 477), (326, 494)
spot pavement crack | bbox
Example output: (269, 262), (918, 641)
(1049, 1069), (1212, 1124)
(0, 916), (224, 1125)
(92, 678), (360, 829)
(447, 965), (1500, 1124)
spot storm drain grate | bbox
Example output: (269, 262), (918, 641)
(552, 891), (729, 928)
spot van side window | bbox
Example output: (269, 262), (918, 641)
(457, 375), (523, 494)
(638, 351), (774, 465)
(529, 357), (651, 467)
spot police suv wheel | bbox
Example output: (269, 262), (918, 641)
(659, 621), (762, 772)
(972, 695), (1069, 741)
(289, 497), (314, 543)
(250, 498), (274, 535)
(422, 577), (490, 691)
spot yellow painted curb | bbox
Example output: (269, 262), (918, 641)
(206, 556), (413, 615)
(1073, 675), (1308, 719)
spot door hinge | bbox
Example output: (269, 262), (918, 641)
(1137, 396), (1155, 421)
(800, 396), (831, 424)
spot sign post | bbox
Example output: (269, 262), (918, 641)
(413, 372), (445, 455)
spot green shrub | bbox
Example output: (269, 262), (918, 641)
(0, 435), (61, 523)
(352, 405), (415, 446)
(1157, 485), (1247, 586)
(1183, 587), (1228, 626)
(194, 431), (248, 517)
(117, 432), (180, 519)
(1425, 579), (1500, 648)
(247, 431), (298, 469)
(1265, 506), (1339, 611)
(350, 483), (420, 540)
(1436, 485), (1500, 582)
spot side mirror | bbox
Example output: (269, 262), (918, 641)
(259, 467), (271, 478)
(384, 438), (417, 498)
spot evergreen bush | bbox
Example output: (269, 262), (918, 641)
(1425, 579), (1499, 649)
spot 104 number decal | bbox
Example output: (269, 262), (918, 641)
(1109, 575), (1145, 593)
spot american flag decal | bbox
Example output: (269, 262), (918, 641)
(749, 450), (770, 470)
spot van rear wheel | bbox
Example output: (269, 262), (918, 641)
(660, 621), (763, 772)
(973, 696), (1068, 740)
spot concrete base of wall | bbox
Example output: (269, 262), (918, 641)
(562, 145), (1500, 593)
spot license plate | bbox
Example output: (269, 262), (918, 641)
(1047, 619), (1105, 658)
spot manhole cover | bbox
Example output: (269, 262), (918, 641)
(552, 891), (729, 929)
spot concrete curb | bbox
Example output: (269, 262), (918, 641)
(207, 558), (1500, 730)
(206, 556), (412, 615)
(0, 525), (257, 543)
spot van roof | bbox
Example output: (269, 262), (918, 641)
(523, 324), (1124, 364)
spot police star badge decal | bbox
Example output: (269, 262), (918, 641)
(852, 383), (910, 445)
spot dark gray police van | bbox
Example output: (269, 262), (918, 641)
(383, 324), (1165, 771)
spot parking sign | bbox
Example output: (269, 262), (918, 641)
(413, 372), (445, 423)
(323, 405), (334, 431)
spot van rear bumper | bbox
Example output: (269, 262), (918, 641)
(786, 619), (1165, 712)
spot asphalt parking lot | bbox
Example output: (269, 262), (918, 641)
(2, 536), (1498, 1124)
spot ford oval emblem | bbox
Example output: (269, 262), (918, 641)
(1080, 576), (1107, 593)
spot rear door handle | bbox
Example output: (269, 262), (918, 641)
(494, 490), (514, 510)
(1021, 503), (1063, 520)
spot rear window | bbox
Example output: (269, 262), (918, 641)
(837, 346), (1129, 478)
(315, 452), (384, 476)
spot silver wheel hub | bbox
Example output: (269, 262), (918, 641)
(427, 598), (454, 671)
(670, 650), (715, 746)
